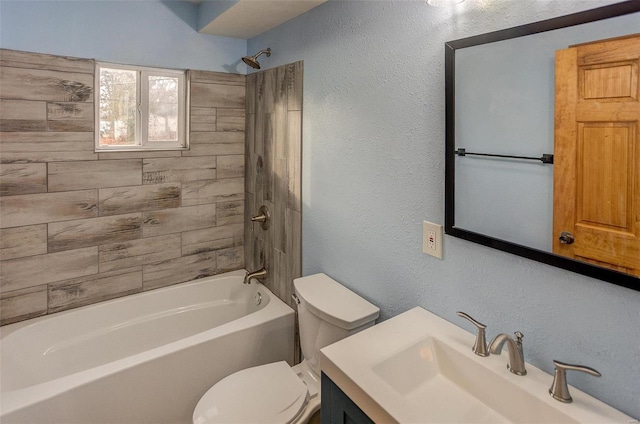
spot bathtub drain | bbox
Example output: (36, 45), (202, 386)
(255, 292), (262, 305)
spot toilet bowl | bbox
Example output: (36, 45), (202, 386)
(193, 273), (379, 424)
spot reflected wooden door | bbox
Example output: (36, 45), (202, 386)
(554, 34), (640, 277)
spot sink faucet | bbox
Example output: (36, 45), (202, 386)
(489, 332), (527, 376)
(244, 267), (267, 285)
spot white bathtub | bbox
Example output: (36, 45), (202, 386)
(0, 270), (295, 424)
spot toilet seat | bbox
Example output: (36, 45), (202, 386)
(193, 361), (309, 424)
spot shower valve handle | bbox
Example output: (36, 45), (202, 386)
(251, 205), (270, 230)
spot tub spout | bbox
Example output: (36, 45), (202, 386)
(244, 268), (267, 284)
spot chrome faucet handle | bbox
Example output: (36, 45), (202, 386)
(456, 311), (489, 357)
(549, 360), (601, 403)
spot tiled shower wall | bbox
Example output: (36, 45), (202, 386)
(0, 49), (246, 325)
(244, 62), (302, 311)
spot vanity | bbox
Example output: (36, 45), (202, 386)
(319, 307), (633, 423)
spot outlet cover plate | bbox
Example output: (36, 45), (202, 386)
(423, 221), (443, 259)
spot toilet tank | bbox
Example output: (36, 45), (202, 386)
(293, 273), (379, 376)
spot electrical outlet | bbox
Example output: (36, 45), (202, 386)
(423, 221), (443, 259)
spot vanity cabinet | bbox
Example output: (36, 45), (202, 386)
(321, 373), (374, 424)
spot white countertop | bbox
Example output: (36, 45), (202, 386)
(320, 307), (633, 424)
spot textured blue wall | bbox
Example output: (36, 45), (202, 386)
(0, 0), (246, 73)
(248, 0), (640, 418)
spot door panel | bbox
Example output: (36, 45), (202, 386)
(578, 123), (631, 229)
(554, 34), (640, 276)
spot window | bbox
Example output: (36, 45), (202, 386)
(96, 63), (188, 151)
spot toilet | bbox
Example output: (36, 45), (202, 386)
(192, 273), (380, 424)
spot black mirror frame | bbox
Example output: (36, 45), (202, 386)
(444, 1), (640, 291)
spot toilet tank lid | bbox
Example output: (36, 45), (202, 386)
(294, 273), (379, 330)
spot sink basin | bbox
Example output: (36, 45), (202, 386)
(372, 336), (576, 423)
(320, 307), (632, 423)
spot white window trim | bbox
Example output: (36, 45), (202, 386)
(95, 63), (189, 152)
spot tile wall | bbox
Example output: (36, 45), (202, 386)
(0, 49), (246, 325)
(245, 62), (302, 311)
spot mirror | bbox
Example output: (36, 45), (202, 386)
(445, 2), (640, 290)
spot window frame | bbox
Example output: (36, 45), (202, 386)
(95, 62), (189, 152)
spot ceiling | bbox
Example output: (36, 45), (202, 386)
(189, 0), (327, 39)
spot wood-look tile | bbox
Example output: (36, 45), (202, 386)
(217, 109), (245, 132)
(254, 156), (266, 213)
(0, 190), (98, 228)
(98, 151), (181, 160)
(182, 223), (243, 246)
(272, 248), (287, 304)
(49, 268), (142, 313)
(99, 183), (181, 216)
(143, 204), (216, 237)
(273, 158), (287, 252)
(191, 83), (245, 109)
(143, 252), (217, 290)
(190, 107), (216, 132)
(48, 159), (142, 192)
(0, 131), (97, 163)
(257, 69), (277, 115)
(0, 163), (47, 196)
(182, 223), (243, 255)
(246, 74), (256, 114)
(274, 69), (288, 160)
(246, 233), (264, 277)
(189, 70), (246, 86)
(216, 246), (244, 272)
(217, 200), (244, 226)
(189, 131), (244, 144)
(48, 213), (142, 252)
(0, 285), (48, 326)
(255, 240), (276, 294)
(254, 109), (265, 156)
(0, 49), (94, 74)
(189, 70), (245, 86)
(0, 246), (98, 293)
(0, 49), (264, 325)
(47, 102), (94, 132)
(0, 50), (305, 325)
(287, 110), (302, 212)
(254, 72), (264, 115)
(275, 64), (288, 102)
(244, 195), (256, 267)
(0, 66), (93, 102)
(245, 114), (256, 195)
(287, 61), (303, 111)
(182, 143), (244, 157)
(99, 233), (182, 273)
(182, 131), (244, 157)
(286, 208), (302, 284)
(243, 61), (303, 308)
(0, 224), (47, 261)
(0, 99), (47, 131)
(263, 112), (274, 202)
(217, 155), (244, 179)
(143, 156), (216, 184)
(182, 178), (244, 206)
(183, 237), (242, 256)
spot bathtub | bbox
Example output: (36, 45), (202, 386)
(0, 270), (295, 424)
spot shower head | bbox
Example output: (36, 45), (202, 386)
(242, 48), (271, 70)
